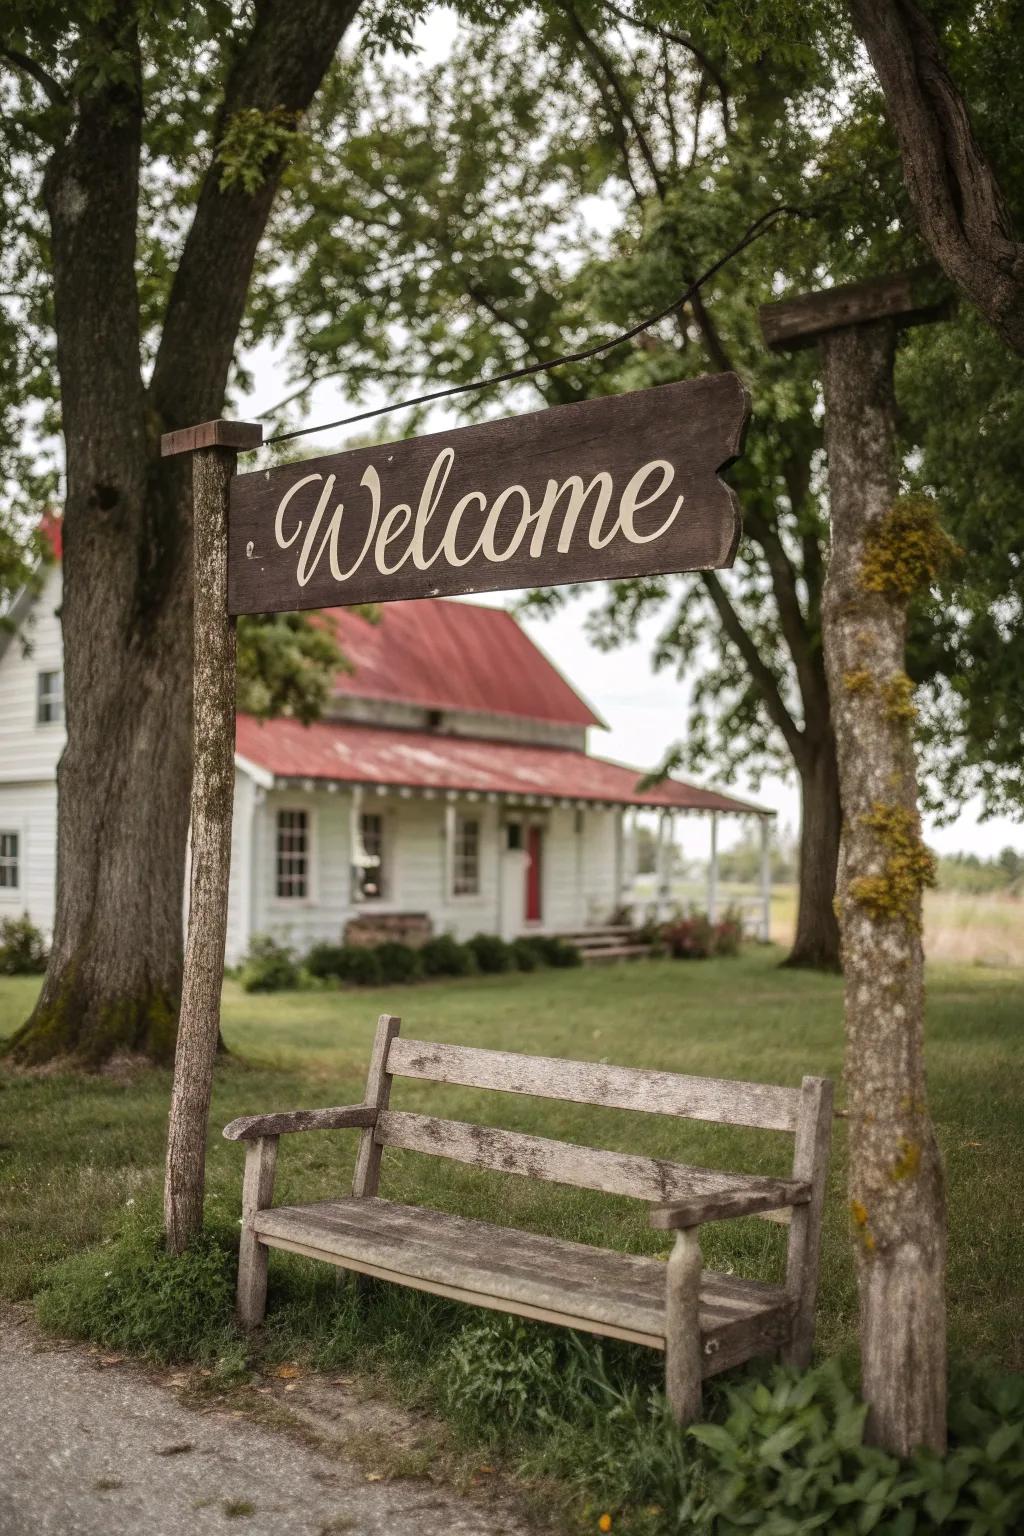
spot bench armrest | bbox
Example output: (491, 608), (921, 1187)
(650, 1176), (811, 1231)
(223, 1105), (378, 1142)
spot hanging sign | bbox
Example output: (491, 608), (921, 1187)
(227, 373), (748, 615)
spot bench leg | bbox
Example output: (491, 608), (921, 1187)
(238, 1136), (278, 1329)
(664, 1227), (703, 1425)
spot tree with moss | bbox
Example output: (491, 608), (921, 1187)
(0, 0), (435, 1066)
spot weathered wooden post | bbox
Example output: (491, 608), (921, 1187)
(761, 273), (951, 1454)
(161, 419), (262, 1256)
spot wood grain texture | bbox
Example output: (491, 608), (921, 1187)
(351, 1014), (401, 1199)
(223, 1104), (377, 1141)
(649, 1178), (811, 1229)
(665, 1227), (703, 1423)
(376, 1110), (800, 1205)
(237, 1135), (277, 1329)
(782, 1076), (834, 1367)
(759, 271), (950, 352)
(227, 374), (749, 615)
(161, 419), (263, 457)
(253, 1196), (792, 1368)
(386, 1037), (801, 1131)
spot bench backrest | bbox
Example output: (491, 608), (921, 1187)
(350, 1016), (832, 1236)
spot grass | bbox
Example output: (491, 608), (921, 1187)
(1, 947), (1021, 1372)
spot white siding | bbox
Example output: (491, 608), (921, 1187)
(0, 782), (58, 935)
(0, 567), (65, 786)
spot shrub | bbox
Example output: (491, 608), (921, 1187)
(36, 1213), (239, 1366)
(336, 946), (383, 986)
(304, 942), (349, 980)
(662, 909), (743, 960)
(437, 1314), (561, 1433)
(510, 938), (539, 971)
(467, 932), (514, 973)
(420, 933), (478, 977)
(239, 934), (300, 992)
(0, 913), (48, 975)
(519, 935), (582, 968)
(374, 941), (422, 985)
(712, 905), (744, 958)
(681, 1360), (1024, 1535)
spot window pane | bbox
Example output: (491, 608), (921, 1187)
(275, 809), (308, 898)
(0, 831), (18, 889)
(37, 670), (63, 725)
(453, 815), (480, 896)
(358, 813), (384, 899)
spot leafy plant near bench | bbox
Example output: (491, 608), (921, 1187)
(240, 930), (582, 991)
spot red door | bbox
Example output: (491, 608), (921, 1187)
(525, 826), (543, 922)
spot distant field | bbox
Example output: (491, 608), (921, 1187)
(639, 879), (1024, 967)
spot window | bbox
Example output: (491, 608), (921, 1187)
(453, 815), (480, 896)
(37, 670), (63, 725)
(0, 833), (18, 891)
(506, 821), (522, 852)
(358, 813), (385, 899)
(275, 809), (309, 899)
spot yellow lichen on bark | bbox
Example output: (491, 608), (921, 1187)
(890, 1139), (922, 1181)
(843, 668), (874, 694)
(848, 802), (936, 924)
(860, 494), (960, 602)
(882, 672), (917, 723)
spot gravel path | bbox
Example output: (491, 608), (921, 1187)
(0, 1319), (527, 1536)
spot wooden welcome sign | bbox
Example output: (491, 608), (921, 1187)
(227, 373), (749, 614)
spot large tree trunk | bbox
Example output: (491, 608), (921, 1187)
(821, 319), (947, 1455)
(786, 731), (842, 971)
(848, 0), (1024, 356)
(7, 0), (360, 1067)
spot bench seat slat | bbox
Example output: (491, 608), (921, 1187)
(375, 1110), (809, 1208)
(387, 1039), (800, 1132)
(253, 1198), (792, 1371)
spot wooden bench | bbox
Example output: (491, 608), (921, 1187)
(223, 1014), (833, 1424)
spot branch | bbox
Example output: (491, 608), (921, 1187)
(150, 0), (362, 430)
(1, 47), (66, 107)
(565, 3), (666, 197)
(742, 500), (826, 718)
(699, 571), (807, 768)
(598, 1), (730, 134)
(849, 0), (1024, 354)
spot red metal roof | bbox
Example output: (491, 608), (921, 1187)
(320, 600), (603, 728)
(236, 714), (768, 814)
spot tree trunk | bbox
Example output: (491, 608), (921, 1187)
(6, 0), (361, 1067)
(821, 319), (947, 1455)
(848, 0), (1024, 356)
(785, 732), (842, 971)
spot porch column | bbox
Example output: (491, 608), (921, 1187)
(620, 806), (638, 910)
(656, 810), (673, 919)
(707, 811), (719, 922)
(759, 815), (772, 943)
(444, 797), (456, 908)
(349, 784), (363, 906)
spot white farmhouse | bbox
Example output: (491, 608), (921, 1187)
(0, 542), (771, 963)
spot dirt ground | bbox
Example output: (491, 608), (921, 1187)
(0, 1310), (536, 1536)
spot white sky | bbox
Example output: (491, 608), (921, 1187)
(231, 8), (1022, 862)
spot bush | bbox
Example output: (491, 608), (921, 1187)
(336, 946), (383, 986)
(510, 938), (539, 971)
(420, 933), (478, 977)
(304, 942), (349, 980)
(467, 932), (514, 973)
(374, 941), (422, 985)
(240, 934), (300, 992)
(0, 913), (48, 975)
(663, 909), (743, 960)
(518, 935), (582, 968)
(681, 1361), (1024, 1535)
(36, 1213), (239, 1366)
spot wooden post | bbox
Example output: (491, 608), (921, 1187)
(759, 816), (772, 943)
(782, 1076), (834, 1367)
(762, 275), (950, 1455)
(664, 1226), (703, 1424)
(161, 418), (262, 1256)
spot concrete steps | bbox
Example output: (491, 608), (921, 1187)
(553, 925), (654, 964)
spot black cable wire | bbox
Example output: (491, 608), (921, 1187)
(257, 203), (806, 450)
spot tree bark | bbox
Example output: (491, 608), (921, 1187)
(7, 0), (361, 1067)
(165, 446), (237, 1254)
(785, 732), (842, 971)
(848, 0), (1024, 355)
(821, 320), (947, 1455)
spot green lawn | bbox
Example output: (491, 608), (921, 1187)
(1, 948), (1022, 1370)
